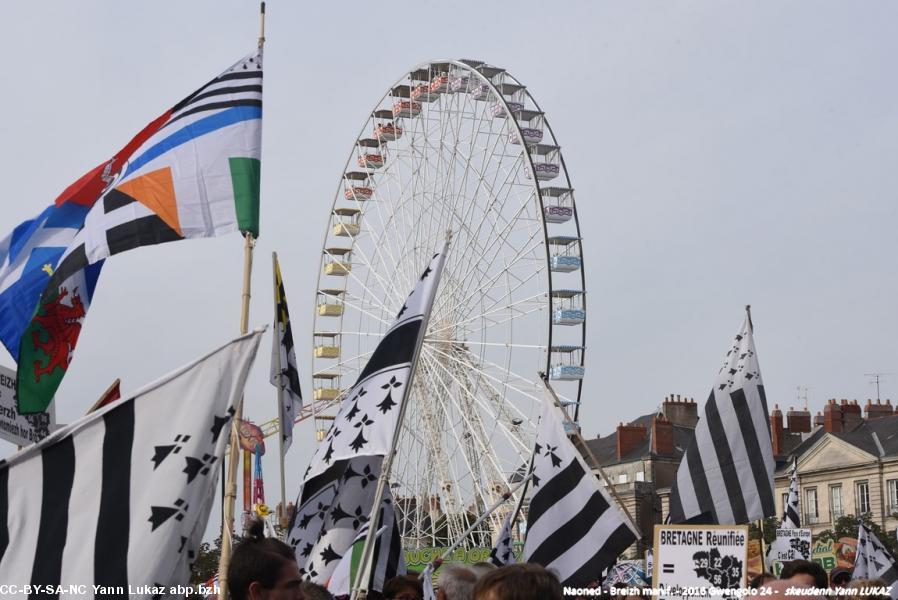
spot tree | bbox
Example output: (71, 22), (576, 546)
(191, 534), (244, 585)
(815, 514), (898, 557)
(748, 516), (780, 546)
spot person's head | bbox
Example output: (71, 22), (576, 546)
(472, 563), (563, 600)
(848, 578), (889, 600)
(468, 562), (497, 580)
(749, 573), (776, 589)
(830, 567), (851, 588)
(383, 574), (423, 600)
(299, 581), (334, 600)
(228, 520), (303, 600)
(437, 564), (476, 600)
(779, 560), (827, 589)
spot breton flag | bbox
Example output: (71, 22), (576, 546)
(781, 460), (800, 529)
(853, 523), (898, 599)
(17, 50), (263, 414)
(286, 246), (449, 585)
(327, 492), (406, 595)
(523, 397), (637, 586)
(270, 252), (302, 452)
(488, 512), (517, 567)
(667, 309), (776, 525)
(0, 329), (263, 592)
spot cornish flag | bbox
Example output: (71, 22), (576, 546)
(523, 397), (637, 586)
(488, 512), (517, 567)
(0, 329), (263, 593)
(286, 246), (449, 584)
(853, 524), (898, 599)
(667, 308), (776, 524)
(17, 49), (263, 414)
(270, 252), (302, 452)
(781, 460), (800, 529)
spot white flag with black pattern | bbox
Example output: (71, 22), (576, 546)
(523, 398), (637, 586)
(781, 460), (800, 529)
(854, 523), (898, 599)
(0, 329), (263, 596)
(288, 245), (449, 584)
(489, 512), (517, 567)
(668, 309), (776, 525)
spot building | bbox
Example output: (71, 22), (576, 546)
(578, 395), (898, 555)
(773, 399), (898, 536)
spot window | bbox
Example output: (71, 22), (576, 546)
(618, 473), (628, 484)
(636, 471), (645, 482)
(830, 485), (843, 520)
(888, 479), (898, 515)
(805, 488), (819, 523)
(856, 481), (870, 515)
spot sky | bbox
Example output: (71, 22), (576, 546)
(0, 1), (896, 541)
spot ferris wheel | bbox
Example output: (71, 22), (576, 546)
(311, 59), (587, 548)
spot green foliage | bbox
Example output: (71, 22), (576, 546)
(748, 516), (780, 545)
(815, 514), (898, 557)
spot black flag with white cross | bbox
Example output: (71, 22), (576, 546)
(523, 397), (637, 586)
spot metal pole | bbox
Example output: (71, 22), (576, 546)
(539, 373), (643, 539)
(351, 236), (451, 600)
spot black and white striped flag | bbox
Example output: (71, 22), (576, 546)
(489, 512), (516, 567)
(0, 329), (263, 594)
(523, 398), (637, 586)
(668, 310), (776, 525)
(287, 246), (448, 584)
(782, 460), (800, 529)
(854, 524), (898, 599)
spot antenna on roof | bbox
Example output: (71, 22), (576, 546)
(864, 372), (892, 402)
(796, 386), (810, 411)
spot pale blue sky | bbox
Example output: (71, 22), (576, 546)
(1, 1), (896, 540)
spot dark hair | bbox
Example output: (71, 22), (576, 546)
(748, 572), (776, 589)
(228, 519), (297, 600)
(301, 581), (336, 600)
(779, 560), (828, 589)
(473, 563), (563, 600)
(383, 574), (423, 599)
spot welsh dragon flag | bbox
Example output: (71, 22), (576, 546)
(17, 50), (263, 413)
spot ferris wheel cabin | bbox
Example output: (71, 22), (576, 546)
(356, 138), (385, 170)
(372, 109), (402, 142)
(313, 332), (341, 359)
(312, 372), (342, 402)
(343, 171), (374, 201)
(549, 345), (585, 381)
(323, 247), (352, 276)
(540, 187), (574, 223)
(332, 207), (361, 237)
(317, 288), (345, 317)
(551, 289), (586, 326)
(548, 236), (582, 272)
(510, 109), (545, 145)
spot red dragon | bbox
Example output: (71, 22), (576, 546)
(31, 287), (85, 382)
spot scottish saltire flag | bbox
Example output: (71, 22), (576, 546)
(782, 460), (800, 528)
(667, 309), (776, 524)
(523, 397), (637, 586)
(286, 246), (449, 584)
(854, 524), (898, 599)
(271, 253), (302, 452)
(17, 50), (263, 413)
(327, 492), (405, 595)
(489, 512), (517, 567)
(0, 329), (263, 594)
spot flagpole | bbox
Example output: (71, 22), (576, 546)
(272, 252), (288, 529)
(351, 235), (452, 600)
(539, 373), (643, 539)
(420, 473), (533, 577)
(220, 6), (265, 597)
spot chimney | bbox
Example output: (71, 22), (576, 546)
(770, 405), (784, 455)
(823, 399), (842, 433)
(814, 411), (824, 427)
(651, 415), (675, 456)
(842, 399), (862, 431)
(865, 399), (894, 420)
(616, 422), (647, 461)
(786, 406), (811, 433)
(662, 394), (699, 428)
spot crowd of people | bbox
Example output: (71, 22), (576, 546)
(227, 524), (887, 600)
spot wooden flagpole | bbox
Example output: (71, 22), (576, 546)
(219, 6), (265, 598)
(272, 252), (288, 528)
(351, 235), (452, 600)
(539, 373), (643, 539)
